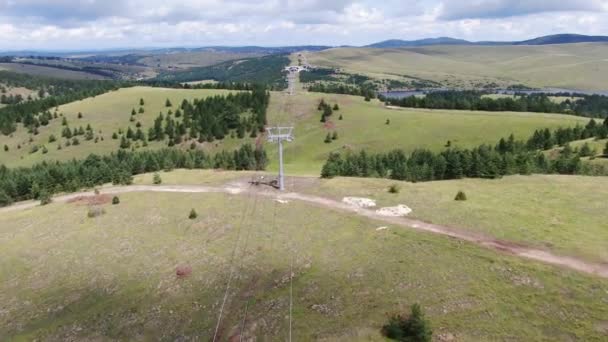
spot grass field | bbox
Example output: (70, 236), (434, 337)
(306, 174), (608, 264)
(1, 171), (607, 340)
(266, 91), (591, 173)
(304, 43), (608, 90)
(0, 87), (246, 167)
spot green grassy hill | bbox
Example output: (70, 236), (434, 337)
(305, 43), (608, 90)
(267, 92), (590, 173)
(0, 87), (590, 173)
(1, 171), (606, 340)
(0, 87), (243, 167)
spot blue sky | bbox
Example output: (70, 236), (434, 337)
(0, 0), (607, 50)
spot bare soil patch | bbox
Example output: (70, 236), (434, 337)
(67, 194), (112, 206)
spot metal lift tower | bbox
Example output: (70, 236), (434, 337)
(266, 126), (294, 191)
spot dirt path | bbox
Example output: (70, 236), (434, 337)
(2, 184), (607, 279)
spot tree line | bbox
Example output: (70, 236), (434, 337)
(321, 118), (608, 181)
(381, 91), (608, 118)
(0, 144), (267, 207)
(307, 82), (376, 100)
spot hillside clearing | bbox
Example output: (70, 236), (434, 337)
(266, 91), (590, 174)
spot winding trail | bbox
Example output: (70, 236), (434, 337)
(2, 184), (607, 279)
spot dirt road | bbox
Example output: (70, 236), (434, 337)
(2, 184), (607, 279)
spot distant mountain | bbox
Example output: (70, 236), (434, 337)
(366, 34), (608, 48)
(366, 37), (472, 48)
(0, 46), (332, 58)
(514, 34), (608, 45)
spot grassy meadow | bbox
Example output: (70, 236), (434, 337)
(1, 171), (607, 340)
(0, 86), (246, 167)
(304, 43), (608, 90)
(266, 91), (591, 174)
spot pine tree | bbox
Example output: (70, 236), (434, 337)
(77, 112), (83, 119)
(3, 145), (8, 152)
(131, 108), (136, 116)
(140, 98), (145, 106)
(324, 133), (332, 144)
(189, 208), (198, 219)
(165, 99), (172, 107)
(119, 136), (131, 149)
(386, 119), (391, 125)
(332, 131), (338, 140)
(339, 114), (343, 120)
(333, 104), (340, 111)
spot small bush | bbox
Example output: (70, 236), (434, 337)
(112, 196), (120, 205)
(454, 191), (467, 201)
(382, 304), (432, 342)
(87, 206), (106, 218)
(388, 184), (400, 194)
(39, 190), (52, 206)
(189, 209), (198, 219)
(153, 173), (162, 185)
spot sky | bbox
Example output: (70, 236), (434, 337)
(1, 0), (608, 50)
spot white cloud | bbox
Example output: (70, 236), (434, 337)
(0, 0), (608, 50)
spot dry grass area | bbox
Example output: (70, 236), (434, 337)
(1, 178), (607, 340)
(305, 43), (608, 90)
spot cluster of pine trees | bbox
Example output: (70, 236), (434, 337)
(112, 86), (269, 149)
(321, 119), (608, 181)
(382, 91), (608, 118)
(0, 144), (267, 207)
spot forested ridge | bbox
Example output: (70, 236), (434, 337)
(381, 91), (608, 118)
(321, 118), (608, 181)
(155, 55), (290, 90)
(0, 145), (267, 206)
(0, 72), (128, 135)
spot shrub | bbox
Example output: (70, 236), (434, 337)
(333, 104), (340, 111)
(112, 196), (120, 205)
(153, 173), (162, 185)
(339, 114), (343, 120)
(454, 191), (467, 201)
(165, 99), (172, 107)
(189, 208), (198, 219)
(382, 304), (432, 342)
(39, 190), (52, 206)
(77, 112), (83, 119)
(324, 133), (332, 144)
(3, 144), (8, 152)
(332, 131), (338, 140)
(87, 206), (106, 218)
(386, 119), (391, 125)
(388, 184), (400, 194)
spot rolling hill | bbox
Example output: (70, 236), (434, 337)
(0, 87), (591, 173)
(305, 43), (608, 90)
(366, 34), (608, 48)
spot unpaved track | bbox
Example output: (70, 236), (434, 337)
(2, 184), (607, 279)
